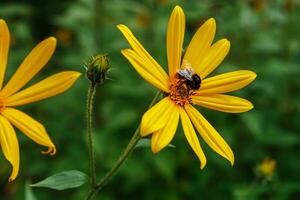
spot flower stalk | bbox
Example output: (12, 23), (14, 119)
(86, 91), (161, 200)
(85, 54), (110, 187)
(86, 83), (97, 187)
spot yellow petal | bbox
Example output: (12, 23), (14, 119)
(151, 105), (180, 153)
(198, 70), (257, 95)
(0, 19), (10, 89)
(1, 37), (57, 97)
(141, 97), (176, 136)
(0, 115), (19, 182)
(2, 108), (56, 155)
(185, 104), (234, 165)
(117, 24), (168, 82)
(184, 18), (216, 73)
(192, 94), (253, 113)
(180, 109), (206, 169)
(121, 49), (169, 92)
(197, 39), (230, 79)
(167, 5), (185, 77)
(6, 71), (81, 107)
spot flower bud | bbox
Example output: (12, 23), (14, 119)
(86, 54), (110, 85)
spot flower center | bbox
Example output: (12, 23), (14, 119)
(168, 61), (202, 106)
(168, 74), (199, 106)
(0, 97), (5, 113)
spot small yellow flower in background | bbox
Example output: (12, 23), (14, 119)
(118, 6), (256, 168)
(0, 19), (81, 181)
(257, 158), (276, 178)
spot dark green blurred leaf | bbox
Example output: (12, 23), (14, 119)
(0, 4), (31, 16)
(30, 170), (88, 190)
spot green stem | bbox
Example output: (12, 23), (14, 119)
(85, 91), (161, 200)
(86, 83), (97, 187)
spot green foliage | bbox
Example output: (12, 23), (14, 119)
(30, 170), (88, 190)
(0, 0), (300, 199)
(25, 182), (37, 200)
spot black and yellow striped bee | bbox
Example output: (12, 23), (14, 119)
(177, 61), (201, 90)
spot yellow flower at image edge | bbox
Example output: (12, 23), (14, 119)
(118, 6), (256, 168)
(0, 19), (81, 181)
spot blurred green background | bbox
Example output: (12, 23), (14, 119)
(1, 0), (300, 199)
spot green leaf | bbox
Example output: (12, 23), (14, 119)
(30, 170), (88, 190)
(25, 182), (37, 200)
(136, 138), (175, 148)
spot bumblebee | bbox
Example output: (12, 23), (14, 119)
(177, 65), (201, 90)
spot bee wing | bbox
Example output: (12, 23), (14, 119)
(178, 60), (196, 80)
(177, 69), (193, 81)
(186, 68), (195, 76)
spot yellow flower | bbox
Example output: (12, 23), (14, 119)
(118, 6), (256, 168)
(0, 19), (81, 181)
(257, 158), (276, 178)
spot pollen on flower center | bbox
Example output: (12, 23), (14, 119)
(0, 97), (5, 113)
(168, 75), (196, 106)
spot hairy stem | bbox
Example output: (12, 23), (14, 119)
(86, 83), (97, 187)
(86, 91), (161, 200)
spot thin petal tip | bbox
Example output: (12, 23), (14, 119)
(47, 36), (57, 44)
(248, 102), (254, 110)
(41, 37), (57, 50)
(8, 163), (18, 182)
(229, 155), (235, 166)
(174, 5), (183, 12)
(140, 117), (152, 137)
(206, 18), (216, 25)
(117, 24), (127, 31)
(221, 38), (230, 45)
(223, 148), (235, 166)
(72, 71), (82, 78)
(8, 176), (16, 182)
(200, 161), (207, 169)
(41, 146), (56, 156)
(250, 71), (257, 80)
(151, 138), (163, 154)
(151, 145), (161, 154)
(121, 49), (134, 56)
(8, 166), (18, 182)
(140, 123), (148, 137)
(0, 19), (8, 30)
(240, 99), (254, 112)
(120, 49), (129, 54)
(140, 131), (147, 137)
(64, 71), (82, 78)
(214, 38), (230, 50)
(242, 71), (257, 83)
(140, 129), (147, 137)
(0, 19), (7, 25)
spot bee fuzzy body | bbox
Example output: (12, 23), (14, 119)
(177, 68), (201, 90)
(168, 62), (202, 106)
